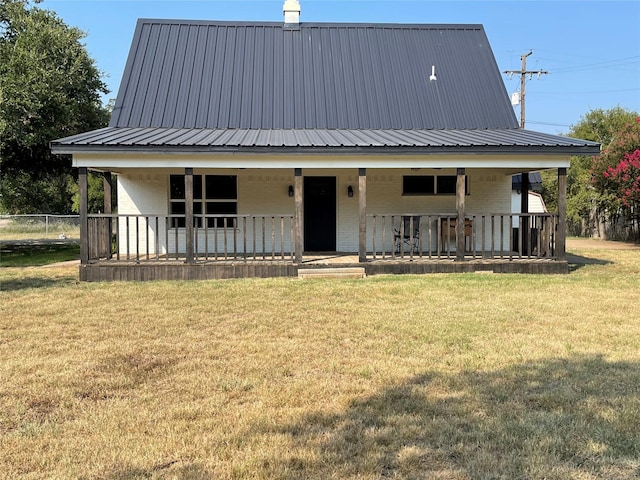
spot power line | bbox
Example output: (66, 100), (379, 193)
(527, 121), (571, 128)
(534, 88), (640, 95)
(547, 56), (640, 73)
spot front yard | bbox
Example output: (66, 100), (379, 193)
(1, 241), (639, 479)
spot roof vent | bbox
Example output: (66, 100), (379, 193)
(283, 0), (301, 24)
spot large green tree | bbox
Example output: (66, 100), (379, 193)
(541, 106), (638, 237)
(0, 0), (109, 214)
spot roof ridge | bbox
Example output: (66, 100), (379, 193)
(135, 18), (484, 30)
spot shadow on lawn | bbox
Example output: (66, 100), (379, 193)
(567, 252), (613, 272)
(257, 354), (640, 479)
(0, 275), (77, 292)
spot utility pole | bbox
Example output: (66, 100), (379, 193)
(503, 50), (548, 254)
(503, 50), (548, 128)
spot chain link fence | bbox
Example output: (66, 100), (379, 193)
(0, 215), (80, 241)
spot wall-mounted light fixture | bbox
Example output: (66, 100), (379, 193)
(347, 185), (354, 198)
(288, 185), (294, 197)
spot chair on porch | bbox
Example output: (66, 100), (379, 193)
(394, 216), (421, 253)
(440, 217), (473, 253)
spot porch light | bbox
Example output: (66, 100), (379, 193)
(347, 185), (354, 197)
(288, 185), (294, 197)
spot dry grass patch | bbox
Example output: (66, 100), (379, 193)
(1, 245), (639, 479)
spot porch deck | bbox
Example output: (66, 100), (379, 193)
(79, 253), (567, 281)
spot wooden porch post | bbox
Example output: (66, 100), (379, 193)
(103, 172), (113, 259)
(103, 172), (112, 214)
(456, 167), (466, 261)
(557, 167), (567, 260)
(520, 172), (530, 254)
(294, 168), (303, 263)
(79, 167), (89, 265)
(185, 168), (194, 263)
(358, 168), (367, 263)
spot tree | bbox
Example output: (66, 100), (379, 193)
(601, 149), (640, 210)
(540, 156), (592, 234)
(592, 118), (640, 240)
(569, 106), (637, 146)
(541, 107), (639, 237)
(0, 0), (109, 214)
(70, 172), (113, 214)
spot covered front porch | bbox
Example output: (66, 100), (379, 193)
(78, 166), (569, 281)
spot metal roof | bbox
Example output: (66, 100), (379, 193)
(109, 20), (519, 130)
(512, 172), (543, 191)
(51, 19), (601, 157)
(51, 127), (601, 156)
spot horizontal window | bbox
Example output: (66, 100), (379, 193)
(403, 176), (434, 195)
(403, 175), (469, 195)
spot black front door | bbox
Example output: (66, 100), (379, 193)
(304, 177), (336, 252)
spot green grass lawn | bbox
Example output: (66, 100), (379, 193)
(1, 243), (639, 479)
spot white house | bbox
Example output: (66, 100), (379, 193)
(51, 2), (600, 281)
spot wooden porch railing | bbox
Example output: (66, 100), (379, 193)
(367, 213), (559, 260)
(86, 212), (559, 264)
(86, 214), (296, 263)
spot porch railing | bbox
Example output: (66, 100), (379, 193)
(87, 214), (296, 262)
(86, 212), (559, 263)
(367, 213), (559, 260)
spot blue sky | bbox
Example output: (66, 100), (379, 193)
(45, 0), (640, 135)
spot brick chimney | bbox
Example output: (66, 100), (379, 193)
(283, 0), (300, 24)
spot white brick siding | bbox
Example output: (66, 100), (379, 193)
(365, 169), (512, 252)
(117, 170), (168, 256)
(116, 167), (514, 255)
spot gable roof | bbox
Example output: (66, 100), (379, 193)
(51, 18), (600, 157)
(110, 19), (518, 130)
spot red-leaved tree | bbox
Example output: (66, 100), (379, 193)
(603, 149), (640, 206)
(592, 117), (640, 240)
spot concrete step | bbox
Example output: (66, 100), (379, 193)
(298, 267), (366, 280)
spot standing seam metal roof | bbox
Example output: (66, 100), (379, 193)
(51, 19), (600, 156)
(109, 20), (520, 131)
(51, 127), (601, 154)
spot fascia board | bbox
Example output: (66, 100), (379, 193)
(72, 153), (571, 170)
(53, 144), (599, 157)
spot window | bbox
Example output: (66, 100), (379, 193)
(205, 175), (237, 227)
(403, 175), (469, 195)
(436, 175), (457, 194)
(403, 176), (434, 195)
(170, 174), (237, 228)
